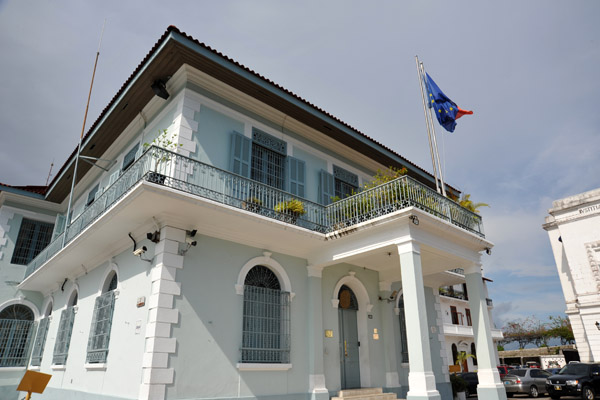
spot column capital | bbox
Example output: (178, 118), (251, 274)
(396, 241), (420, 255)
(307, 265), (324, 278)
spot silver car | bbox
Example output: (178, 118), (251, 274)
(502, 368), (552, 398)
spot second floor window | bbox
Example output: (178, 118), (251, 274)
(11, 218), (54, 265)
(251, 143), (285, 190)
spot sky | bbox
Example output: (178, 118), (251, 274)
(1, 1), (599, 333)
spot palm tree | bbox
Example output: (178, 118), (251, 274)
(455, 351), (475, 372)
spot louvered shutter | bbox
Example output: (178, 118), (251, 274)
(319, 170), (335, 205)
(288, 157), (305, 198)
(229, 131), (252, 178)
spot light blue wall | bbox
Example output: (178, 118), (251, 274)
(193, 105), (244, 171)
(170, 235), (311, 400)
(291, 148), (327, 204)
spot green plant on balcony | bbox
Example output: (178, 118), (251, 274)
(458, 193), (489, 214)
(143, 129), (182, 183)
(274, 199), (306, 223)
(242, 197), (263, 213)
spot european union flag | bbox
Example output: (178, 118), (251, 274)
(424, 73), (472, 133)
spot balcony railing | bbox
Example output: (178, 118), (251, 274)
(25, 146), (484, 280)
(439, 287), (468, 301)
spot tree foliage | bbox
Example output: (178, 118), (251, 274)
(501, 315), (575, 349)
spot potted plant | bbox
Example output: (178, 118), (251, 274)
(242, 197), (263, 213)
(455, 351), (475, 372)
(450, 373), (468, 400)
(274, 199), (306, 224)
(143, 129), (182, 184)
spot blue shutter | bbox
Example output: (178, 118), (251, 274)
(288, 157), (305, 198)
(122, 143), (140, 172)
(319, 170), (335, 205)
(230, 131), (252, 178)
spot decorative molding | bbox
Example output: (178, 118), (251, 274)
(585, 241), (600, 291)
(84, 363), (106, 371)
(333, 165), (358, 186)
(252, 128), (287, 155)
(235, 255), (293, 298)
(307, 265), (324, 278)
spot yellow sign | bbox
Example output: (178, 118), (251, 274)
(324, 329), (333, 338)
(17, 370), (51, 399)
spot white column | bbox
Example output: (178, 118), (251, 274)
(398, 242), (441, 400)
(379, 281), (401, 391)
(138, 226), (186, 400)
(307, 265), (329, 400)
(465, 265), (506, 400)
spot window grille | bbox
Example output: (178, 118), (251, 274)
(241, 266), (290, 364)
(397, 295), (409, 363)
(333, 165), (358, 199)
(11, 218), (54, 265)
(52, 307), (75, 365)
(0, 305), (35, 367)
(87, 290), (116, 363)
(30, 317), (50, 366)
(251, 144), (285, 190)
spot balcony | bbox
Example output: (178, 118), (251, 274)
(439, 287), (468, 301)
(25, 146), (484, 280)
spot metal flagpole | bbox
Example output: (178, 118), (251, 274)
(62, 20), (106, 248)
(420, 61), (447, 197)
(415, 56), (441, 195)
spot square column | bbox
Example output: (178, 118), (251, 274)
(307, 265), (329, 400)
(379, 282), (401, 392)
(397, 242), (441, 400)
(465, 266), (507, 400)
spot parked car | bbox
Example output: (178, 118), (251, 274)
(546, 362), (600, 400)
(545, 367), (562, 375)
(503, 368), (552, 398)
(498, 365), (515, 378)
(457, 372), (478, 398)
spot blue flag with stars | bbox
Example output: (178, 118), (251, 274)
(424, 73), (472, 133)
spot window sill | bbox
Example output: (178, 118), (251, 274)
(85, 363), (107, 371)
(237, 363), (292, 371)
(29, 366), (40, 371)
(51, 365), (66, 371)
(0, 366), (27, 371)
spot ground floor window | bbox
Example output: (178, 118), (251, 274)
(241, 265), (290, 363)
(87, 273), (117, 363)
(0, 304), (35, 367)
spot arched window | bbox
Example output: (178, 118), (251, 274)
(53, 290), (78, 365)
(241, 265), (290, 364)
(0, 304), (35, 367)
(87, 271), (118, 364)
(31, 302), (52, 367)
(452, 343), (458, 365)
(397, 294), (409, 363)
(471, 342), (477, 366)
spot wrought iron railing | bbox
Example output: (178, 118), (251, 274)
(449, 268), (465, 275)
(25, 146), (484, 279)
(439, 286), (468, 301)
(0, 319), (36, 367)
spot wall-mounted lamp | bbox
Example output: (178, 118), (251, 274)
(595, 321), (600, 331)
(485, 247), (492, 255)
(151, 79), (169, 100)
(409, 215), (419, 226)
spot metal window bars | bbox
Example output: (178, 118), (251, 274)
(52, 307), (76, 365)
(11, 218), (54, 265)
(86, 290), (116, 363)
(0, 319), (35, 367)
(241, 285), (290, 364)
(30, 316), (50, 367)
(25, 146), (484, 280)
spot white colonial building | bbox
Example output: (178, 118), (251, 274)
(544, 188), (600, 363)
(0, 27), (506, 400)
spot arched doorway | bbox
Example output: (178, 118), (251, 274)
(338, 285), (360, 389)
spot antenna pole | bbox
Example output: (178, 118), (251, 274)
(63, 19), (106, 248)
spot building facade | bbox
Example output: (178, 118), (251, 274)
(0, 27), (506, 400)
(544, 188), (600, 363)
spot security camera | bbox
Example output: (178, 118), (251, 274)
(133, 246), (147, 256)
(389, 290), (398, 301)
(185, 237), (197, 246)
